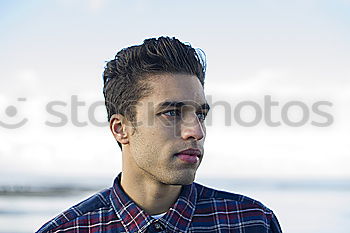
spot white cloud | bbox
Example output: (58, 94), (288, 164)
(88, 0), (108, 11)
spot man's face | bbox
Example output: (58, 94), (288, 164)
(126, 73), (209, 185)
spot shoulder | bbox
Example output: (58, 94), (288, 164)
(194, 182), (270, 210)
(36, 188), (115, 233)
(193, 182), (282, 232)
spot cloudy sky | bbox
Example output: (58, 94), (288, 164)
(1, 0), (349, 182)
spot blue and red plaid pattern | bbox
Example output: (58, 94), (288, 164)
(37, 174), (282, 233)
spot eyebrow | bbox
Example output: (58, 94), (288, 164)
(156, 101), (210, 111)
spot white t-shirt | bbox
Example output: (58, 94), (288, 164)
(151, 212), (166, 219)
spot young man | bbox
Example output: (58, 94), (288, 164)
(37, 37), (282, 233)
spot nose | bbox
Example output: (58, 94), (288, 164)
(181, 114), (205, 141)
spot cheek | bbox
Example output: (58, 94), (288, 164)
(154, 118), (180, 138)
(134, 126), (166, 150)
(142, 127), (175, 156)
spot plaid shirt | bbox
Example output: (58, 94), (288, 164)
(37, 174), (282, 233)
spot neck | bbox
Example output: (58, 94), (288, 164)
(120, 149), (182, 215)
(121, 169), (181, 215)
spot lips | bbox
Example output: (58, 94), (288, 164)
(175, 148), (202, 164)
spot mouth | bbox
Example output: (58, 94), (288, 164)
(174, 148), (202, 164)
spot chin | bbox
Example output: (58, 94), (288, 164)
(162, 170), (197, 185)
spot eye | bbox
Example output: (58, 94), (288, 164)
(197, 112), (207, 121)
(163, 110), (181, 117)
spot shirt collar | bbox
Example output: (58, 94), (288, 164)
(110, 173), (198, 233)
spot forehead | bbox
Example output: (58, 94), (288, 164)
(145, 73), (206, 105)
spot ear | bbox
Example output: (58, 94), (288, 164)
(109, 114), (129, 145)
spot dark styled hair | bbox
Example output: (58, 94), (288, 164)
(103, 36), (206, 149)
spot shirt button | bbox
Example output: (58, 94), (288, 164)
(154, 222), (164, 231)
